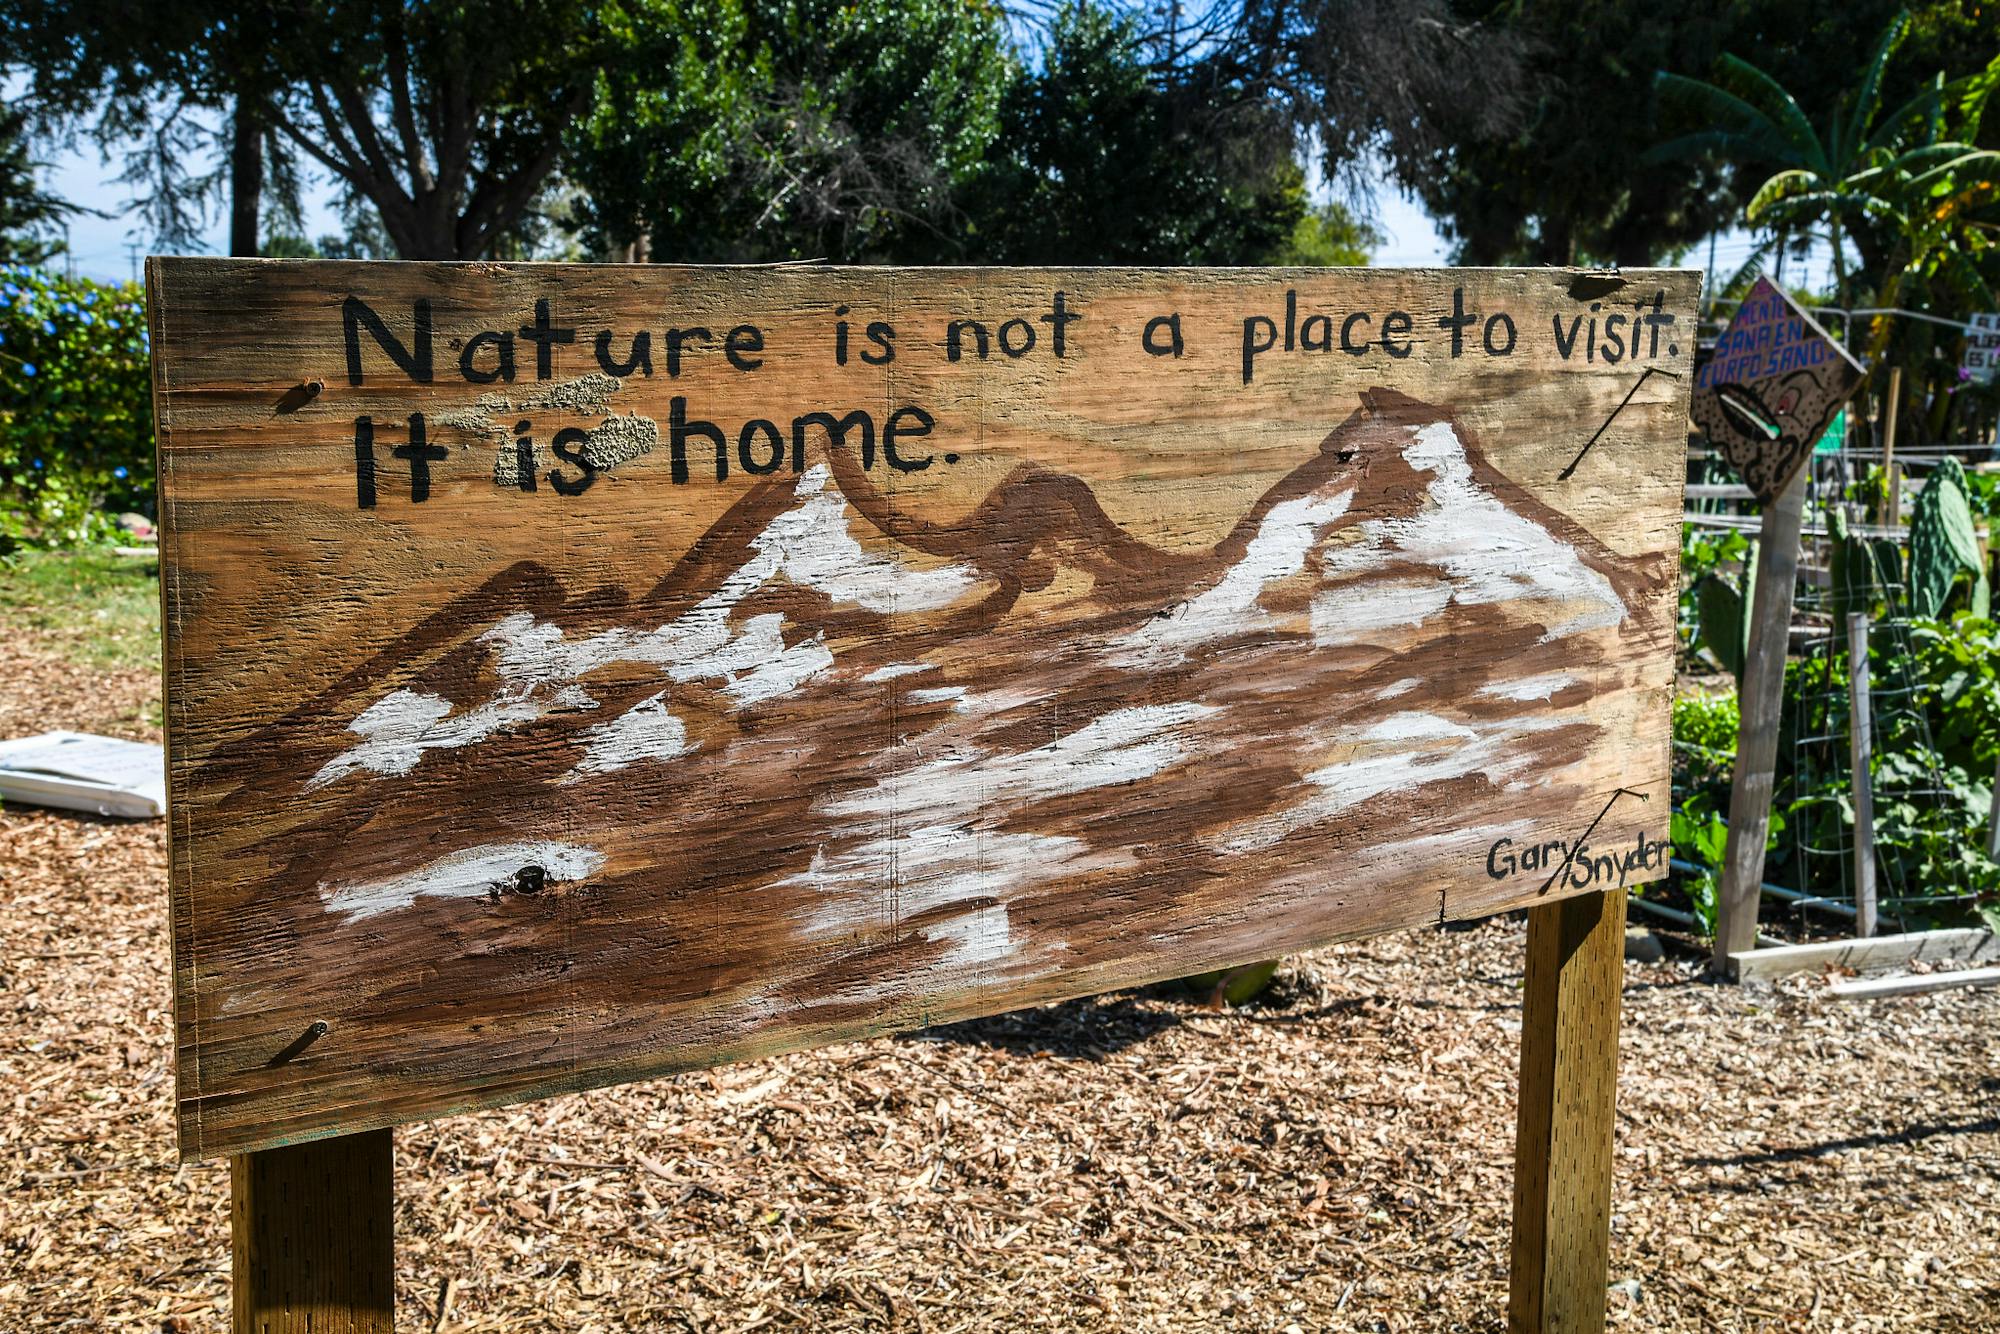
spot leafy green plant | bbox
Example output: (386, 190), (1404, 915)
(1670, 790), (1784, 936)
(1828, 506), (1904, 622)
(1670, 794), (1731, 934)
(1908, 615), (2000, 774)
(1673, 690), (1740, 755)
(1908, 457), (1991, 618)
(0, 264), (153, 547)
(1694, 549), (1755, 680)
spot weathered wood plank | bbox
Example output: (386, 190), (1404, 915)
(1713, 470), (1807, 971)
(1509, 888), (1626, 1334)
(232, 1129), (393, 1333)
(150, 260), (1695, 1158)
(1828, 965), (2000, 1000)
(1731, 928), (2000, 984)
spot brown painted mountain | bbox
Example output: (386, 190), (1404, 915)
(179, 387), (1671, 1139)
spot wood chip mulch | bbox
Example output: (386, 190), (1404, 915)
(2, 634), (1996, 1332)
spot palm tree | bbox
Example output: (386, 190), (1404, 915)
(1649, 10), (2000, 316)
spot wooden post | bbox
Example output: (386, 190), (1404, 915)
(1883, 367), (1903, 528)
(1510, 887), (1626, 1334)
(1713, 469), (1809, 973)
(1846, 613), (1877, 938)
(232, 1130), (394, 1333)
(1988, 753), (2000, 863)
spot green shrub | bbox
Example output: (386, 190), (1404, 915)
(1673, 690), (1739, 756)
(0, 264), (153, 548)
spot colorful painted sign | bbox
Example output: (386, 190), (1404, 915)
(148, 261), (1697, 1158)
(1690, 277), (1865, 502)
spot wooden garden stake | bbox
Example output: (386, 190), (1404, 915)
(1510, 887), (1626, 1334)
(1846, 612), (1877, 938)
(1988, 754), (2000, 863)
(1883, 367), (1903, 528)
(232, 1130), (394, 1333)
(1713, 470), (1809, 972)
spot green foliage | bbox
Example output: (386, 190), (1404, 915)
(1422, 0), (1750, 266)
(1670, 795), (1731, 934)
(964, 5), (1310, 264)
(573, 0), (1013, 263)
(1, 0), (614, 259)
(571, 1), (1363, 268)
(1695, 576), (1750, 679)
(1768, 614), (2000, 927)
(1908, 457), (1991, 618)
(1692, 535), (1756, 680)
(1649, 5), (2000, 313)
(1679, 525), (1752, 672)
(1674, 691), (1741, 756)
(1907, 617), (2000, 776)
(0, 265), (153, 547)
(1960, 467), (2000, 520)
(1670, 689), (1741, 933)
(0, 106), (72, 264)
(1827, 505), (1904, 621)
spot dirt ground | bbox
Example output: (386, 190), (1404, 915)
(2, 629), (1996, 1332)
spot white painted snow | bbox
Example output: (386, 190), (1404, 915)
(1480, 672), (1578, 701)
(563, 691), (695, 782)
(314, 467), (982, 791)
(1315, 421), (1624, 644)
(863, 662), (936, 682)
(319, 840), (605, 920)
(1119, 486), (1355, 660)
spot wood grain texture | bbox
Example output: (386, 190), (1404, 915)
(150, 260), (1695, 1158)
(1509, 888), (1625, 1334)
(1713, 470), (1807, 971)
(231, 1129), (393, 1333)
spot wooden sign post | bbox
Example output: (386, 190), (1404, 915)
(148, 261), (1696, 1331)
(1690, 277), (1864, 971)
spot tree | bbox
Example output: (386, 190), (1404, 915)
(1408, 0), (1745, 265)
(571, 0), (1381, 267)
(1409, 0), (1999, 267)
(0, 107), (75, 264)
(965, 4), (1308, 264)
(1134, 0), (1530, 200)
(1654, 10), (2000, 314)
(0, 0), (618, 260)
(571, 0), (1013, 263)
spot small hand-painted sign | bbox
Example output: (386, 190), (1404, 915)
(1690, 276), (1865, 503)
(1963, 313), (2000, 387)
(148, 261), (1697, 1159)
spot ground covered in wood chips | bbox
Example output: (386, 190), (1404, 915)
(2, 627), (1997, 1332)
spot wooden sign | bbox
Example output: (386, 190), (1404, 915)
(149, 261), (1696, 1159)
(1690, 276), (1864, 502)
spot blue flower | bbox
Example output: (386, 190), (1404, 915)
(60, 301), (77, 314)
(82, 292), (97, 306)
(41, 320), (56, 335)
(1, 283), (15, 297)
(106, 319), (120, 331)
(113, 466), (128, 479)
(32, 458), (42, 468)
(0, 330), (6, 345)
(21, 363), (35, 376)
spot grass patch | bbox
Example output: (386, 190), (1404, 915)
(0, 547), (161, 672)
